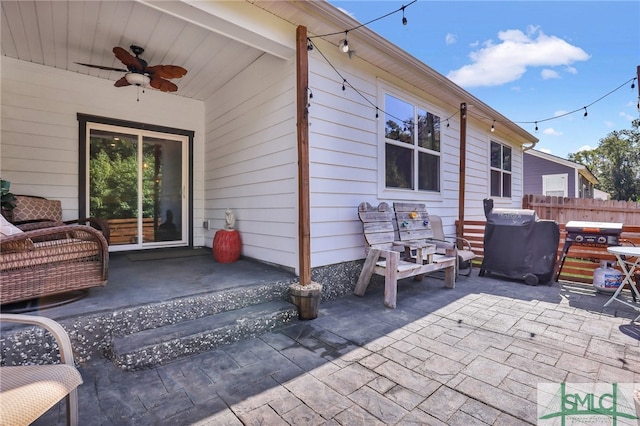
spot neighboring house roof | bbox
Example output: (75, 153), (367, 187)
(524, 149), (598, 185)
(0, 0), (537, 149)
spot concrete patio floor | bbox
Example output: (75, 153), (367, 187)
(31, 261), (640, 425)
(3, 248), (298, 320)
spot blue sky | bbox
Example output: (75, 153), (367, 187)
(327, 1), (640, 159)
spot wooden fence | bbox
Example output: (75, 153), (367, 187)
(108, 218), (155, 245)
(457, 220), (640, 284)
(522, 194), (640, 225)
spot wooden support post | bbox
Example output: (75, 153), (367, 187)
(457, 102), (467, 243)
(296, 25), (311, 285)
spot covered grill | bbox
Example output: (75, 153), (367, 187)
(554, 220), (623, 281)
(479, 199), (560, 285)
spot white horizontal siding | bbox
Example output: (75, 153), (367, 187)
(203, 53), (298, 270)
(1, 57), (205, 243)
(305, 37), (529, 267)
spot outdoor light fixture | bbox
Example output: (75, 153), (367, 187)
(125, 72), (150, 87)
(339, 31), (350, 53)
(339, 38), (349, 53)
(491, 120), (496, 132)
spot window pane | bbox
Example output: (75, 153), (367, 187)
(385, 94), (413, 145)
(490, 142), (501, 168)
(89, 131), (139, 220)
(385, 144), (414, 189)
(418, 109), (440, 152)
(490, 170), (501, 196)
(418, 152), (440, 191)
(502, 146), (512, 171)
(502, 173), (511, 197)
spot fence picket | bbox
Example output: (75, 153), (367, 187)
(458, 195), (640, 284)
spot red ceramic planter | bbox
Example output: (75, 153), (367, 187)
(213, 229), (241, 263)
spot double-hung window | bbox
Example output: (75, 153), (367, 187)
(384, 94), (441, 192)
(490, 141), (512, 197)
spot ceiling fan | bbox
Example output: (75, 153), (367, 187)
(76, 45), (187, 93)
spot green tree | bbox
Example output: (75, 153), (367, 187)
(568, 119), (640, 201)
(90, 138), (158, 218)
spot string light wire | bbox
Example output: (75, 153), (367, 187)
(468, 77), (636, 131)
(308, 0), (418, 40)
(305, 2), (637, 136)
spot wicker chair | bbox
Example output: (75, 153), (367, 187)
(6, 195), (110, 243)
(0, 313), (83, 426)
(0, 218), (109, 305)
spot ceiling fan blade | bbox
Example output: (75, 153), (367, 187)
(75, 62), (128, 72)
(114, 76), (131, 87)
(113, 47), (144, 71)
(146, 65), (188, 79)
(150, 77), (178, 92)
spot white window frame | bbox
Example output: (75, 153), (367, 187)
(542, 173), (568, 197)
(377, 83), (444, 201)
(489, 140), (512, 199)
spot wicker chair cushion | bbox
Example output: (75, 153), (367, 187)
(12, 196), (62, 222)
(0, 216), (34, 252)
(1, 239), (100, 271)
(0, 364), (83, 426)
(0, 215), (23, 236)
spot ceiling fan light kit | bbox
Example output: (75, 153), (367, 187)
(75, 45), (187, 97)
(125, 73), (150, 87)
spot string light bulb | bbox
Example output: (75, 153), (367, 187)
(342, 79), (346, 91)
(339, 31), (349, 53)
(446, 119), (450, 128)
(401, 6), (407, 25)
(535, 122), (538, 132)
(490, 120), (495, 133)
(583, 107), (588, 117)
(631, 78), (636, 89)
(307, 39), (313, 51)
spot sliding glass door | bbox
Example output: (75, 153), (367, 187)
(87, 123), (188, 251)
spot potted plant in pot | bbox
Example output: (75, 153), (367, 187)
(1, 179), (17, 220)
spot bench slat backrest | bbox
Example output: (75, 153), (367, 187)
(358, 202), (396, 252)
(393, 202), (435, 242)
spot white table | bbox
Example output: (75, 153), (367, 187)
(605, 246), (640, 321)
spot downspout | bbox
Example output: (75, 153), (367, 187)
(296, 25), (311, 285)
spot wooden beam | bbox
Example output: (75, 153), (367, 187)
(296, 26), (311, 285)
(457, 102), (467, 241)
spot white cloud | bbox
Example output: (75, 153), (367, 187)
(447, 27), (590, 87)
(605, 120), (615, 127)
(577, 144), (594, 152)
(538, 147), (552, 154)
(541, 69), (560, 80)
(445, 33), (457, 45)
(565, 66), (578, 74)
(619, 111), (635, 121)
(336, 7), (355, 18)
(543, 127), (563, 136)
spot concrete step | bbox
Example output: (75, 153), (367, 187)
(108, 300), (298, 370)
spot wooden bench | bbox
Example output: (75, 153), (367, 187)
(394, 202), (476, 277)
(354, 202), (456, 308)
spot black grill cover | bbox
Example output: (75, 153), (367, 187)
(480, 199), (560, 284)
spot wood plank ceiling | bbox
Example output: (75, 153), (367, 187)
(1, 0), (266, 101)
